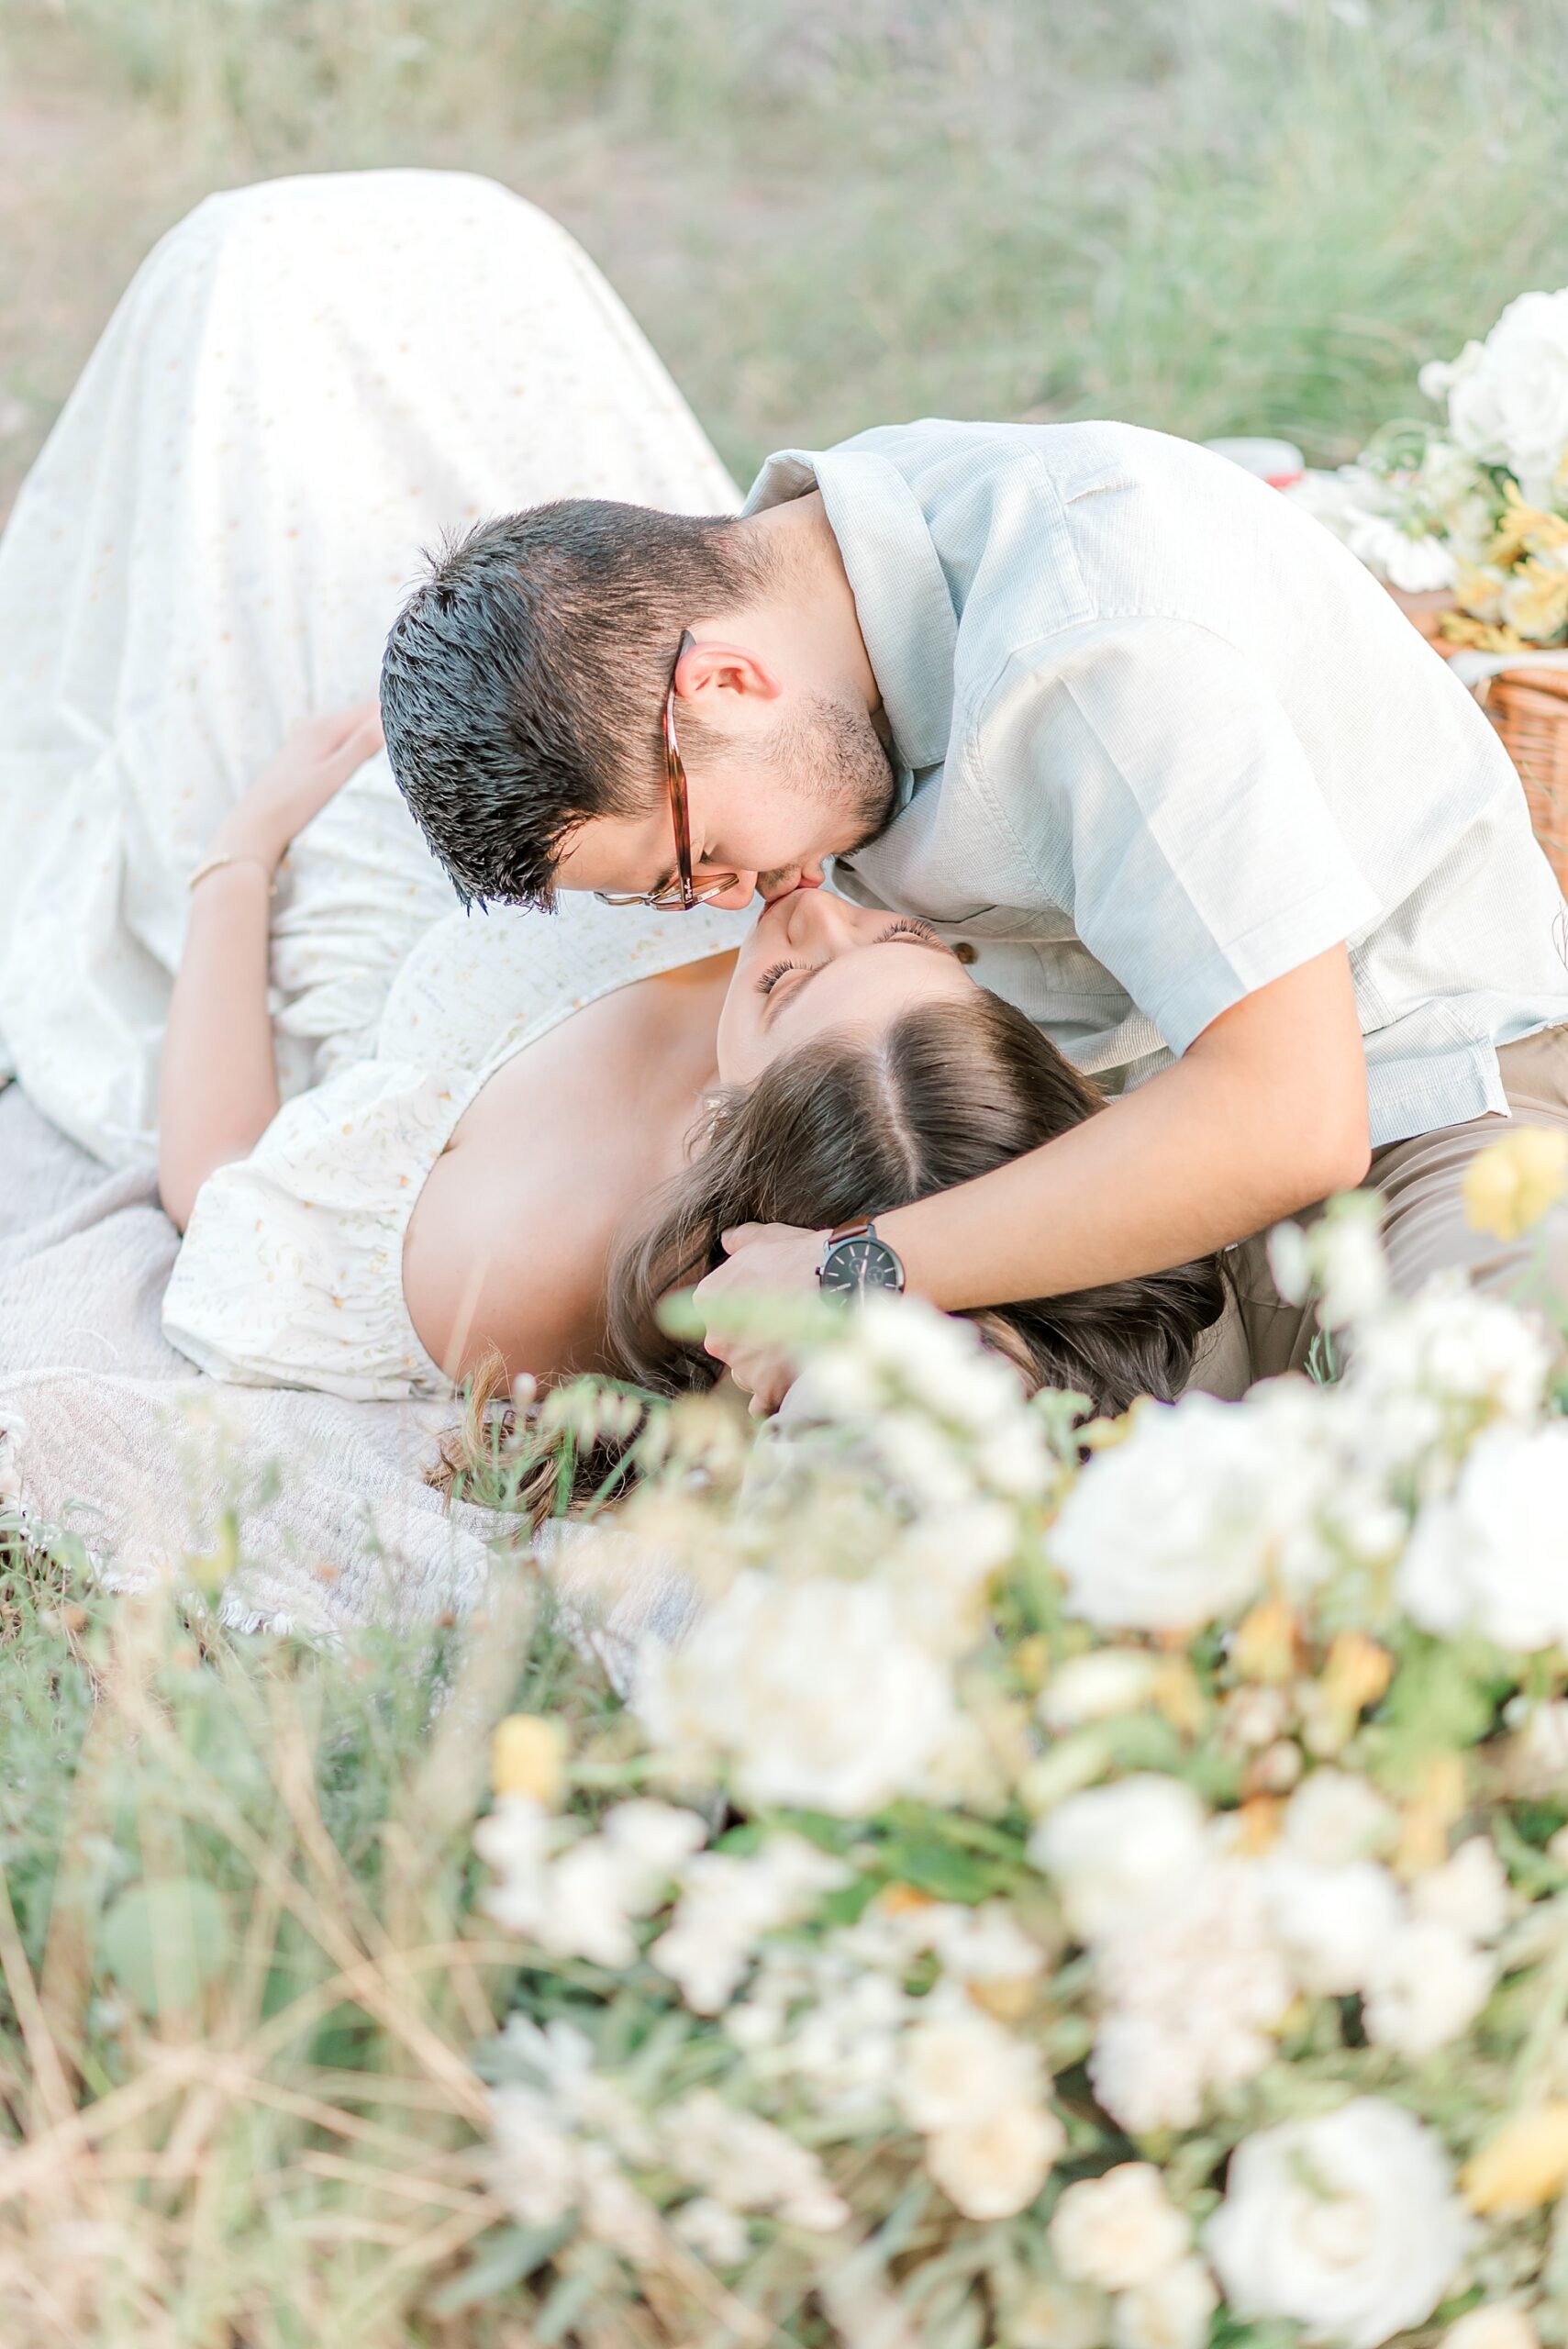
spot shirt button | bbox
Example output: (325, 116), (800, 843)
(953, 941), (978, 965)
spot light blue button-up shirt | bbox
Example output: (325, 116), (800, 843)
(745, 420), (1568, 1148)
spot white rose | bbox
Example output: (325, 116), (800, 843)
(1283, 464), (1454, 591)
(1090, 1862), (1292, 2134)
(1028, 1775), (1208, 1942)
(1111, 2256), (1219, 2349)
(897, 1999), (1040, 2132)
(1348, 1279), (1550, 1472)
(885, 1498), (1020, 1653)
(1362, 1918), (1495, 2058)
(926, 1898), (1047, 1986)
(1260, 1854), (1403, 1995)
(924, 2097), (1064, 2221)
(1399, 1423), (1568, 1651)
(1440, 288), (1568, 503)
(1040, 1649), (1163, 1730)
(1282, 1768), (1397, 1866)
(1206, 2099), (1469, 2349)
(1443, 2310), (1541, 2349)
(538, 1839), (644, 1969)
(636, 1569), (962, 1815)
(1049, 1392), (1336, 1631)
(1048, 2163), (1190, 2289)
(599, 1798), (708, 1879)
(651, 1833), (850, 2014)
(1419, 339), (1485, 407)
(1411, 1838), (1511, 1944)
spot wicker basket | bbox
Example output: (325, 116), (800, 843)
(1387, 585), (1568, 896)
(1478, 668), (1568, 896)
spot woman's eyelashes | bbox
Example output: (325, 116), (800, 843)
(756, 922), (944, 996)
(756, 959), (806, 998)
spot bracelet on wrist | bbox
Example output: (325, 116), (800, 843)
(188, 850), (278, 897)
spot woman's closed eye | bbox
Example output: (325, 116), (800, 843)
(755, 919), (951, 1009)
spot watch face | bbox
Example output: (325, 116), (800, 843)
(819, 1236), (905, 1298)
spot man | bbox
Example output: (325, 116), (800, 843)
(382, 420), (1568, 1406)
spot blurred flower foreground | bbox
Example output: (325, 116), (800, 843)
(454, 1136), (1568, 2348)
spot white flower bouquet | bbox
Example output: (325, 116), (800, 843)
(459, 1130), (1568, 2349)
(1292, 288), (1568, 651)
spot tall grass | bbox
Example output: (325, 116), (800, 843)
(6, 0), (1568, 507)
(0, 1524), (617, 2349)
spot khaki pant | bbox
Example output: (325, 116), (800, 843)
(1189, 1022), (1568, 1398)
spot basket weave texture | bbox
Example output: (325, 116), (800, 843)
(1387, 585), (1568, 896)
(1481, 669), (1568, 896)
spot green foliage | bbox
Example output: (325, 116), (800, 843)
(0, 1527), (617, 2347)
(6, 0), (1568, 511)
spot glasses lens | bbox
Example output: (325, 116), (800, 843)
(594, 874), (741, 912)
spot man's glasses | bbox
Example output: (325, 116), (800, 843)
(595, 633), (741, 911)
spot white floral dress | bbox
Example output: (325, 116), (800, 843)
(0, 168), (739, 1165)
(161, 893), (744, 1401)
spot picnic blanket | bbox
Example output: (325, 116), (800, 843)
(0, 1080), (695, 1656)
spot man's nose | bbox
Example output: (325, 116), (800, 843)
(706, 874), (760, 910)
(756, 862), (825, 904)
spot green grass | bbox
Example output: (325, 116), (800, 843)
(6, 0), (1568, 515)
(0, 1517), (624, 2349)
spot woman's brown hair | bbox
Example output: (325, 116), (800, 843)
(433, 989), (1226, 1515)
(606, 988), (1225, 1419)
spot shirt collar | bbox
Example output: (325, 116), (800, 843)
(742, 444), (958, 773)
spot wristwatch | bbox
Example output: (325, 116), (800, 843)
(817, 1218), (906, 1299)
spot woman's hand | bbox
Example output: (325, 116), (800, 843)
(208, 703), (384, 872)
(692, 1221), (825, 1415)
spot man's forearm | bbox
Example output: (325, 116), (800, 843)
(881, 951), (1372, 1311)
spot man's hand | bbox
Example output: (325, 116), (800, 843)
(692, 1222), (826, 1415)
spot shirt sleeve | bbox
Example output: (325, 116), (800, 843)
(973, 615), (1384, 1056)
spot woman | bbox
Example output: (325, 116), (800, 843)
(158, 708), (1225, 1422)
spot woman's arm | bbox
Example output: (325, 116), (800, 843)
(158, 706), (384, 1230)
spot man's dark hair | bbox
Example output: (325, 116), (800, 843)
(380, 501), (757, 910)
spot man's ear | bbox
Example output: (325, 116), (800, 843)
(674, 639), (783, 710)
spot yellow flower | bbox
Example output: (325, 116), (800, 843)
(1235, 1794), (1284, 1854)
(1462, 2102), (1568, 2213)
(1452, 560), (1510, 623)
(1488, 484), (1568, 565)
(1321, 1631), (1394, 1718)
(491, 1712), (566, 1806)
(1393, 1751), (1466, 1881)
(969, 1974), (1038, 2023)
(1151, 1656), (1207, 1738)
(1439, 611), (1528, 656)
(1231, 1597), (1298, 1685)
(1501, 557), (1568, 645)
(1462, 1127), (1568, 1243)
(1013, 1633), (1051, 1690)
